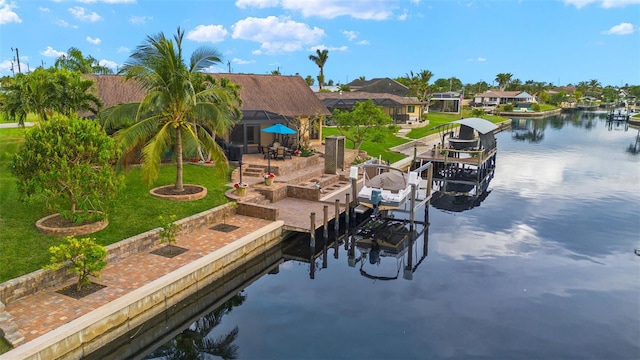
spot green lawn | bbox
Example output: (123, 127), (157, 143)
(405, 111), (507, 139)
(0, 128), (232, 283)
(0, 113), (40, 124)
(322, 127), (408, 164)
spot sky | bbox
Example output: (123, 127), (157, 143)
(0, 0), (639, 87)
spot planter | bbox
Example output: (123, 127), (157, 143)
(265, 177), (274, 186)
(35, 211), (108, 236)
(236, 187), (247, 196)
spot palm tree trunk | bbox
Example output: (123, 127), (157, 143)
(175, 128), (184, 191)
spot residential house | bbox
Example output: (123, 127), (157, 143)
(320, 77), (424, 123)
(473, 91), (536, 106)
(86, 74), (329, 154)
(316, 91), (423, 124)
(347, 77), (411, 97)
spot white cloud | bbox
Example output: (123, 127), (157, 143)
(280, 0), (395, 20)
(0, 59), (13, 73)
(235, 0), (279, 9)
(232, 57), (255, 65)
(116, 46), (130, 53)
(357, 40), (370, 45)
(186, 24), (229, 43)
(56, 19), (70, 27)
(98, 59), (118, 70)
(397, 10), (408, 20)
(86, 36), (101, 45)
(467, 57), (487, 62)
(343, 30), (358, 41)
(309, 44), (348, 52)
(68, 6), (102, 22)
(130, 15), (151, 25)
(599, 0), (640, 7)
(41, 46), (67, 58)
(39, 6), (50, 12)
(601, 22), (635, 35)
(563, 0), (640, 8)
(0, 0), (21, 24)
(232, 16), (324, 54)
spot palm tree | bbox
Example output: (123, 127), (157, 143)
(406, 69), (434, 120)
(308, 49), (329, 90)
(55, 47), (113, 74)
(100, 27), (241, 191)
(495, 73), (513, 91)
(54, 69), (103, 116)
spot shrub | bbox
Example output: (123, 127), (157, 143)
(159, 214), (182, 244)
(531, 103), (541, 111)
(503, 104), (514, 111)
(45, 236), (108, 290)
(11, 114), (123, 223)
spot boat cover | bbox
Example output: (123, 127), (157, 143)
(367, 171), (407, 191)
(452, 118), (498, 134)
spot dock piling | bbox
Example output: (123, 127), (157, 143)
(323, 205), (329, 240)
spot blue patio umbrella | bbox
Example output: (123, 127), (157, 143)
(261, 123), (296, 173)
(261, 123), (297, 135)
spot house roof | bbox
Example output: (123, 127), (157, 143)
(85, 73), (330, 118)
(316, 91), (422, 108)
(347, 77), (410, 97)
(515, 91), (534, 99)
(84, 74), (146, 109)
(475, 91), (521, 98)
(209, 73), (330, 117)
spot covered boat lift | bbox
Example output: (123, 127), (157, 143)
(413, 118), (498, 211)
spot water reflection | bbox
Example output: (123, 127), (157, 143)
(147, 295), (243, 360)
(511, 118), (545, 143)
(95, 111), (639, 359)
(626, 128), (640, 155)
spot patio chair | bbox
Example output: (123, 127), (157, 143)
(284, 148), (293, 159)
(275, 147), (285, 160)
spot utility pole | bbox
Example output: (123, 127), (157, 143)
(11, 47), (21, 73)
(227, 60), (231, 73)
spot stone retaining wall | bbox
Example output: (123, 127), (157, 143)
(0, 222), (284, 360)
(236, 203), (279, 221)
(0, 203), (237, 306)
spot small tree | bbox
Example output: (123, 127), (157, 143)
(158, 214), (182, 244)
(45, 236), (108, 290)
(332, 99), (393, 151)
(11, 113), (123, 222)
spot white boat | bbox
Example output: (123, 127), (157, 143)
(357, 164), (412, 211)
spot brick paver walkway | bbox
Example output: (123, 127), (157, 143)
(5, 214), (272, 343)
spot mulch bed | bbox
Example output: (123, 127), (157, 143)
(57, 282), (106, 300)
(152, 185), (204, 196)
(150, 244), (188, 258)
(40, 214), (94, 228)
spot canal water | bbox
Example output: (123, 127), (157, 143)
(99, 112), (639, 359)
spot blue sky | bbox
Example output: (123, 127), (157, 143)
(1, 0), (639, 87)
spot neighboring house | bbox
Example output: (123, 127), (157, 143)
(473, 91), (536, 106)
(347, 77), (411, 97)
(430, 92), (463, 113)
(210, 74), (330, 153)
(85, 74), (329, 154)
(316, 91), (424, 124)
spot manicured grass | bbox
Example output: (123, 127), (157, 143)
(322, 127), (408, 164)
(0, 338), (10, 354)
(406, 111), (507, 139)
(0, 113), (40, 124)
(0, 128), (232, 283)
(538, 104), (557, 111)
